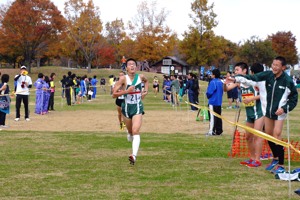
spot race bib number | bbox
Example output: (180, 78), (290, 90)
(242, 93), (254, 107)
(125, 92), (141, 104)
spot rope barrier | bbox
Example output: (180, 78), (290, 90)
(185, 101), (300, 155)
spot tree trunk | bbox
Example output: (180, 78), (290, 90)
(37, 57), (41, 68)
(87, 61), (91, 73)
(25, 59), (31, 73)
(68, 59), (72, 68)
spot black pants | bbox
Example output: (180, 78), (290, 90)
(0, 111), (6, 125)
(65, 88), (71, 105)
(16, 95), (29, 119)
(48, 92), (55, 110)
(208, 105), (223, 135)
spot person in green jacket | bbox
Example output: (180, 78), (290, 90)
(234, 56), (298, 174)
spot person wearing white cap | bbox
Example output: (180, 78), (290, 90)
(14, 66), (32, 121)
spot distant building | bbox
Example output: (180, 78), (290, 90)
(150, 56), (189, 75)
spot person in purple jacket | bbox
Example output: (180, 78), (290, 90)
(42, 76), (50, 114)
(34, 73), (45, 114)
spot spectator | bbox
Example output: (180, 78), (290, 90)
(100, 77), (106, 94)
(206, 69), (223, 136)
(234, 56), (298, 173)
(170, 75), (180, 106)
(0, 74), (10, 127)
(34, 73), (45, 114)
(48, 73), (56, 111)
(91, 75), (98, 99)
(186, 73), (198, 111)
(14, 66), (32, 121)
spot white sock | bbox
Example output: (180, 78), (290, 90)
(127, 133), (133, 142)
(132, 135), (140, 157)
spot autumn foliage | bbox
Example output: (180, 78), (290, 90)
(0, 0), (65, 70)
(0, 0), (298, 70)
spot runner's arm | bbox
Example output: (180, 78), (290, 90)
(141, 74), (148, 99)
(112, 76), (134, 98)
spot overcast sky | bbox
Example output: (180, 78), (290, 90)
(1, 0), (300, 58)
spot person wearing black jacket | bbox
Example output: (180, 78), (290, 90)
(65, 71), (74, 106)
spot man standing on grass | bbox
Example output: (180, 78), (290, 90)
(112, 58), (149, 165)
(170, 75), (180, 106)
(226, 62), (266, 168)
(205, 69), (223, 136)
(91, 75), (98, 99)
(234, 56), (298, 174)
(14, 66), (32, 121)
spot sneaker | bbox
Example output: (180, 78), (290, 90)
(247, 160), (262, 168)
(240, 159), (253, 166)
(14, 118), (20, 121)
(25, 118), (30, 121)
(205, 132), (215, 136)
(0, 125), (9, 128)
(294, 189), (300, 196)
(128, 154), (136, 165)
(226, 106), (232, 109)
(265, 159), (279, 171)
(127, 134), (133, 142)
(271, 166), (285, 174)
(260, 153), (273, 160)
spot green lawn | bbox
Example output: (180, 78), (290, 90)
(1, 131), (299, 199)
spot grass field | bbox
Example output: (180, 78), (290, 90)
(0, 67), (299, 199)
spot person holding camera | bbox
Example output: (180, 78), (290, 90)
(14, 66), (32, 121)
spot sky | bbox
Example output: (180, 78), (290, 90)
(1, 0), (300, 54)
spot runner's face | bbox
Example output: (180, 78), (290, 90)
(126, 61), (136, 73)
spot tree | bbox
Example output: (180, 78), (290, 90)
(128, 1), (177, 65)
(64, 0), (102, 73)
(190, 0), (217, 40)
(105, 18), (126, 66)
(268, 31), (298, 65)
(238, 36), (276, 66)
(94, 36), (115, 67)
(180, 0), (218, 67)
(213, 36), (238, 71)
(57, 31), (76, 68)
(0, 0), (65, 71)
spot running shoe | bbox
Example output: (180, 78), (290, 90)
(205, 132), (215, 136)
(247, 160), (262, 168)
(260, 153), (273, 160)
(240, 159), (253, 166)
(265, 159), (279, 171)
(271, 166), (285, 174)
(129, 154), (136, 165)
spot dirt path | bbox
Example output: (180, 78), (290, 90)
(4, 109), (241, 135)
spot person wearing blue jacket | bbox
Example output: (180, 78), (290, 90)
(206, 69), (223, 136)
(91, 75), (98, 99)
